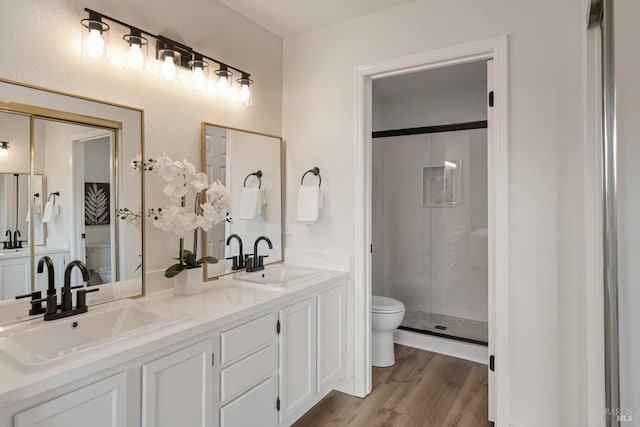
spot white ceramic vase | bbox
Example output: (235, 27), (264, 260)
(173, 266), (203, 296)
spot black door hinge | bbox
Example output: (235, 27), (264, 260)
(277, 397), (281, 411)
(276, 319), (281, 334)
(212, 353), (215, 366)
(489, 355), (495, 372)
(370, 244), (373, 253)
(488, 91), (494, 107)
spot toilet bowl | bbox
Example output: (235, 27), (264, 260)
(371, 295), (406, 367)
(96, 268), (112, 283)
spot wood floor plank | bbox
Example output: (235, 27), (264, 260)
(293, 345), (493, 427)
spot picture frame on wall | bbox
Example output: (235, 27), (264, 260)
(84, 182), (110, 225)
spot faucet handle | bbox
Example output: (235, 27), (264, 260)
(257, 255), (269, 268)
(17, 291), (47, 315)
(226, 256), (239, 270)
(76, 288), (99, 310)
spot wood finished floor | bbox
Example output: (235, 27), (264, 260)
(294, 345), (492, 427)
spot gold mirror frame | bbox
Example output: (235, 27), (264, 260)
(200, 122), (285, 281)
(0, 77), (145, 298)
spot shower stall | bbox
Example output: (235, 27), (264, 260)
(372, 62), (489, 346)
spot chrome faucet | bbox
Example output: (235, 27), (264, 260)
(246, 236), (273, 272)
(226, 234), (246, 270)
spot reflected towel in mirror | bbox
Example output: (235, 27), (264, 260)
(238, 187), (267, 220)
(42, 201), (59, 223)
(296, 185), (323, 222)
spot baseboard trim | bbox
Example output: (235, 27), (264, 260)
(394, 329), (488, 364)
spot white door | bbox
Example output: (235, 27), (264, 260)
(317, 284), (346, 392)
(486, 58), (496, 422)
(14, 373), (127, 427)
(279, 297), (316, 422)
(142, 339), (214, 427)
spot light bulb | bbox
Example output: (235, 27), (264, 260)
(217, 75), (229, 96)
(0, 148), (7, 157)
(192, 66), (205, 88)
(86, 29), (104, 58)
(127, 43), (144, 70)
(239, 83), (251, 102)
(162, 55), (177, 80)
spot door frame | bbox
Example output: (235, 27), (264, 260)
(353, 35), (509, 423)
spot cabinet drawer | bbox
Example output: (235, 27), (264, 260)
(221, 312), (276, 363)
(221, 344), (277, 402)
(220, 376), (278, 427)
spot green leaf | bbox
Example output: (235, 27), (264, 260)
(196, 256), (218, 265)
(164, 263), (186, 278)
(184, 252), (197, 266)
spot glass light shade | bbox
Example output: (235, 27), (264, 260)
(123, 32), (148, 71)
(215, 67), (233, 98)
(189, 59), (209, 89)
(236, 74), (254, 105)
(80, 18), (109, 60)
(160, 49), (180, 81)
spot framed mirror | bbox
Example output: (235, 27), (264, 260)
(201, 123), (283, 280)
(0, 78), (144, 320)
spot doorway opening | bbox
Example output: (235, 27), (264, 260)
(353, 36), (508, 423)
(372, 61), (489, 347)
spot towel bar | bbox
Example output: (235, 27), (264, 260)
(301, 167), (321, 187)
(243, 170), (263, 188)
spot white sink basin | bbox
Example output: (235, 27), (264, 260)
(0, 300), (190, 372)
(236, 265), (326, 290)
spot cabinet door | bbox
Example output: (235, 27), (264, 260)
(317, 284), (346, 392)
(0, 258), (30, 299)
(279, 297), (316, 422)
(14, 372), (127, 427)
(142, 339), (214, 427)
(220, 376), (278, 427)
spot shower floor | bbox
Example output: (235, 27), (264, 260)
(401, 310), (488, 345)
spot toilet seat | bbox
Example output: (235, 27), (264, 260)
(372, 296), (405, 314)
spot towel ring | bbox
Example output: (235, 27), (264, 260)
(301, 167), (321, 187)
(48, 191), (60, 204)
(243, 170), (263, 189)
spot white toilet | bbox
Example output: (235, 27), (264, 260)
(86, 244), (112, 285)
(371, 295), (406, 367)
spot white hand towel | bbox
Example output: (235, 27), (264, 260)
(238, 187), (261, 220)
(42, 201), (56, 223)
(296, 185), (323, 222)
(25, 201), (42, 222)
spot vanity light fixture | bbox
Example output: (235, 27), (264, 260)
(158, 43), (180, 81)
(0, 141), (8, 157)
(80, 8), (254, 104)
(215, 65), (232, 97)
(237, 73), (254, 105)
(123, 28), (148, 71)
(189, 55), (209, 89)
(80, 10), (109, 59)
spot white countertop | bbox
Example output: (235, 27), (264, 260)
(0, 265), (348, 408)
(0, 247), (68, 261)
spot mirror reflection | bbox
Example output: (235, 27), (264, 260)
(202, 123), (283, 280)
(0, 78), (144, 314)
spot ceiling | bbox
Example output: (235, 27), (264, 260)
(373, 61), (487, 99)
(217, 0), (421, 37)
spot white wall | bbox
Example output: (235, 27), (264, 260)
(283, 1), (587, 426)
(0, 0), (283, 273)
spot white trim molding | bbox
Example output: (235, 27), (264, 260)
(353, 35), (509, 423)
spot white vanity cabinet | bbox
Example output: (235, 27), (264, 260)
(218, 313), (279, 427)
(316, 285), (346, 393)
(0, 257), (30, 299)
(142, 339), (214, 427)
(12, 373), (128, 427)
(278, 296), (317, 423)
